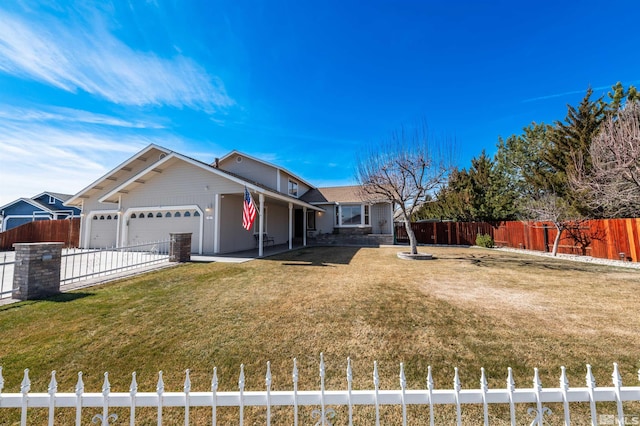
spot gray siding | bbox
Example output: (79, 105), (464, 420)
(314, 204), (336, 235)
(79, 147), (168, 247)
(219, 155), (278, 191)
(372, 203), (393, 234)
(121, 161), (244, 254)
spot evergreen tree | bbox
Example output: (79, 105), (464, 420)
(543, 88), (606, 206)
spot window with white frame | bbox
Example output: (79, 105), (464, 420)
(288, 180), (298, 197)
(334, 204), (370, 227)
(307, 210), (316, 230)
(48, 196), (55, 204)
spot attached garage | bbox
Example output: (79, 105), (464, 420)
(124, 207), (202, 253)
(87, 213), (118, 248)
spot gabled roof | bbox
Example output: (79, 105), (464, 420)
(300, 186), (365, 204)
(99, 151), (324, 211)
(0, 197), (56, 214)
(1, 192), (78, 214)
(217, 150), (315, 189)
(65, 144), (171, 207)
(32, 191), (74, 202)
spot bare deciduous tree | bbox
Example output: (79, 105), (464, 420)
(356, 122), (456, 255)
(522, 193), (581, 256)
(571, 101), (640, 218)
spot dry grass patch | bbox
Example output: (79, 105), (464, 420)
(0, 246), (639, 424)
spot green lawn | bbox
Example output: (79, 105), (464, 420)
(1, 246), (639, 424)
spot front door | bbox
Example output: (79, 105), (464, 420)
(294, 209), (304, 239)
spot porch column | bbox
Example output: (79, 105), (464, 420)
(213, 193), (221, 254)
(116, 195), (122, 248)
(288, 203), (293, 250)
(258, 193), (265, 257)
(303, 207), (307, 246)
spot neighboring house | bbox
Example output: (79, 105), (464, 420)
(64, 144), (394, 255)
(0, 192), (81, 232)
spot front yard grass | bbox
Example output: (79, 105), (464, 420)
(1, 246), (639, 424)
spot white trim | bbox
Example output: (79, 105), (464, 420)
(334, 203), (370, 228)
(277, 169), (281, 193)
(218, 149), (315, 190)
(65, 144), (171, 207)
(288, 203), (293, 250)
(303, 207), (307, 246)
(258, 194), (264, 257)
(83, 209), (119, 249)
(0, 198), (56, 214)
(288, 179), (299, 198)
(121, 205), (204, 255)
(214, 194), (221, 254)
(99, 152), (324, 212)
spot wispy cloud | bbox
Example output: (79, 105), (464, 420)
(522, 81), (640, 103)
(0, 120), (182, 205)
(0, 6), (234, 111)
(0, 105), (165, 129)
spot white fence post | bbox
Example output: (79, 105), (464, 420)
(2, 358), (640, 425)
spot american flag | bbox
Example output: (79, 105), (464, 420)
(242, 186), (257, 231)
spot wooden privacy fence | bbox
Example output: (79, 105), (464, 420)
(0, 218), (80, 250)
(395, 218), (640, 262)
(1, 355), (640, 425)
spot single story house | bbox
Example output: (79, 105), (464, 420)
(65, 144), (394, 255)
(0, 192), (81, 232)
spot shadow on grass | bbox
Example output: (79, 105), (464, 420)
(0, 292), (94, 312)
(45, 292), (94, 302)
(266, 246), (361, 265)
(438, 252), (605, 272)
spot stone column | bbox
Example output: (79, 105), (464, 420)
(169, 233), (192, 262)
(12, 242), (64, 300)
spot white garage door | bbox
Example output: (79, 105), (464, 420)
(127, 209), (200, 252)
(89, 213), (118, 248)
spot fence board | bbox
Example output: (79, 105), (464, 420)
(395, 218), (640, 263)
(0, 218), (80, 250)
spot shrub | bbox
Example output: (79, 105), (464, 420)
(475, 233), (494, 248)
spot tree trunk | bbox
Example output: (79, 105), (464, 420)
(403, 220), (419, 255)
(552, 225), (563, 256)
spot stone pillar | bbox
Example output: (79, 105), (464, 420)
(12, 242), (64, 300)
(170, 233), (192, 262)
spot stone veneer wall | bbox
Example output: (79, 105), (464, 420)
(12, 242), (63, 300)
(310, 229), (393, 247)
(169, 233), (192, 262)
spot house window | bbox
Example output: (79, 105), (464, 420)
(48, 196), (55, 205)
(131, 214), (137, 219)
(147, 213), (153, 218)
(165, 212), (172, 218)
(175, 212), (181, 217)
(288, 180), (298, 197)
(341, 205), (361, 225)
(184, 211), (191, 217)
(335, 204), (368, 227)
(307, 211), (316, 230)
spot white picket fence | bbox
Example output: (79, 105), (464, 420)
(1, 354), (639, 426)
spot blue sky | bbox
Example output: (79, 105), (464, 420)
(1, 1), (639, 206)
